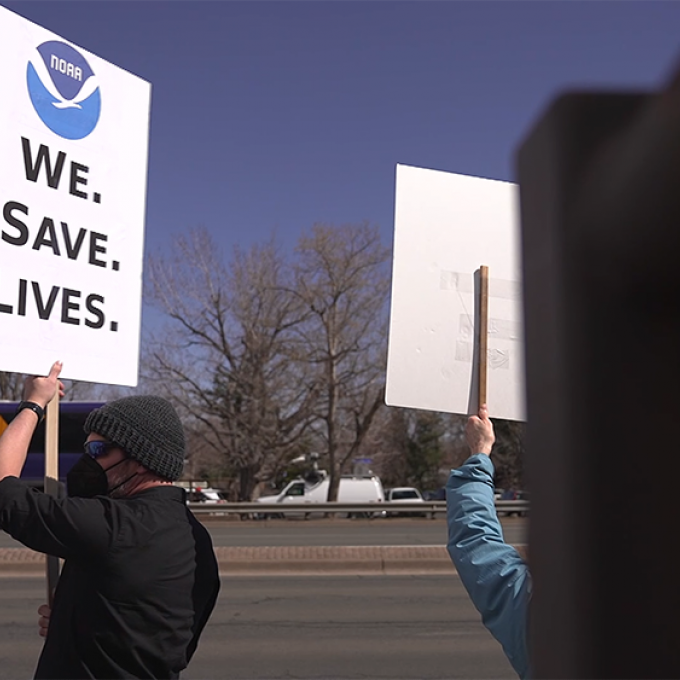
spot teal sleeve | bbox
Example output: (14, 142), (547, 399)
(446, 454), (531, 679)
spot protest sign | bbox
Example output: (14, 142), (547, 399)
(386, 164), (525, 421)
(0, 5), (151, 386)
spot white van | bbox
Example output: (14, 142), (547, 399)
(257, 474), (386, 517)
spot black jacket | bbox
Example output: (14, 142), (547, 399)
(0, 478), (220, 679)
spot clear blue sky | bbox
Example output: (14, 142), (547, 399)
(4, 1), (680, 259)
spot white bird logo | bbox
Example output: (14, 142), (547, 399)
(29, 55), (98, 110)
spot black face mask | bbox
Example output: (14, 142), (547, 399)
(66, 454), (132, 498)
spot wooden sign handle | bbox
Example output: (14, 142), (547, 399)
(478, 265), (489, 410)
(44, 390), (60, 607)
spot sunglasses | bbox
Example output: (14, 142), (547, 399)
(83, 441), (119, 458)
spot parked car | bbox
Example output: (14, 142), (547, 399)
(385, 487), (426, 517)
(186, 487), (227, 504)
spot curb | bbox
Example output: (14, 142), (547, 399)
(0, 545), (527, 577)
(0, 548), (44, 575)
(213, 545), (456, 575)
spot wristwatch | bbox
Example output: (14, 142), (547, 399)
(16, 400), (46, 422)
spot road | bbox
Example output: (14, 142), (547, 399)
(0, 575), (516, 680)
(0, 517), (528, 549)
(203, 517), (528, 547)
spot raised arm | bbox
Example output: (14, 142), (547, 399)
(0, 362), (63, 480)
(446, 405), (531, 678)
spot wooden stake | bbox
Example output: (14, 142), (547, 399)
(478, 265), (490, 410)
(44, 390), (60, 607)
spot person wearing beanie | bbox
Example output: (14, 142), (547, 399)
(0, 362), (220, 680)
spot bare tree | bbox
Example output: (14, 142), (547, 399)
(291, 222), (391, 501)
(370, 407), (446, 490)
(489, 418), (526, 491)
(0, 371), (100, 402)
(0, 372), (25, 401)
(145, 228), (316, 500)
(61, 379), (104, 402)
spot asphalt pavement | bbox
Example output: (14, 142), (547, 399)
(0, 575), (516, 680)
(194, 516), (528, 547)
(0, 516), (527, 548)
(0, 520), (526, 678)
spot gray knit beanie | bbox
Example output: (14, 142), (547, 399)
(84, 396), (185, 481)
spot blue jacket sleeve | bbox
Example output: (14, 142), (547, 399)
(446, 454), (531, 679)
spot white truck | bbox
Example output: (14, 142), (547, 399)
(256, 473), (386, 518)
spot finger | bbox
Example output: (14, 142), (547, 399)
(39, 627), (47, 637)
(479, 404), (489, 419)
(37, 604), (50, 616)
(48, 361), (63, 380)
(38, 616), (50, 627)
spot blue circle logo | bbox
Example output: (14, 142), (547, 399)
(27, 41), (101, 140)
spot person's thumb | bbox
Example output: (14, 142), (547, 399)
(48, 361), (63, 380)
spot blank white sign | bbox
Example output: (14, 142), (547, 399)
(386, 164), (525, 421)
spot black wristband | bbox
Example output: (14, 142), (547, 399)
(16, 400), (46, 422)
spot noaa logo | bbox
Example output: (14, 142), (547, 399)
(26, 41), (101, 140)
